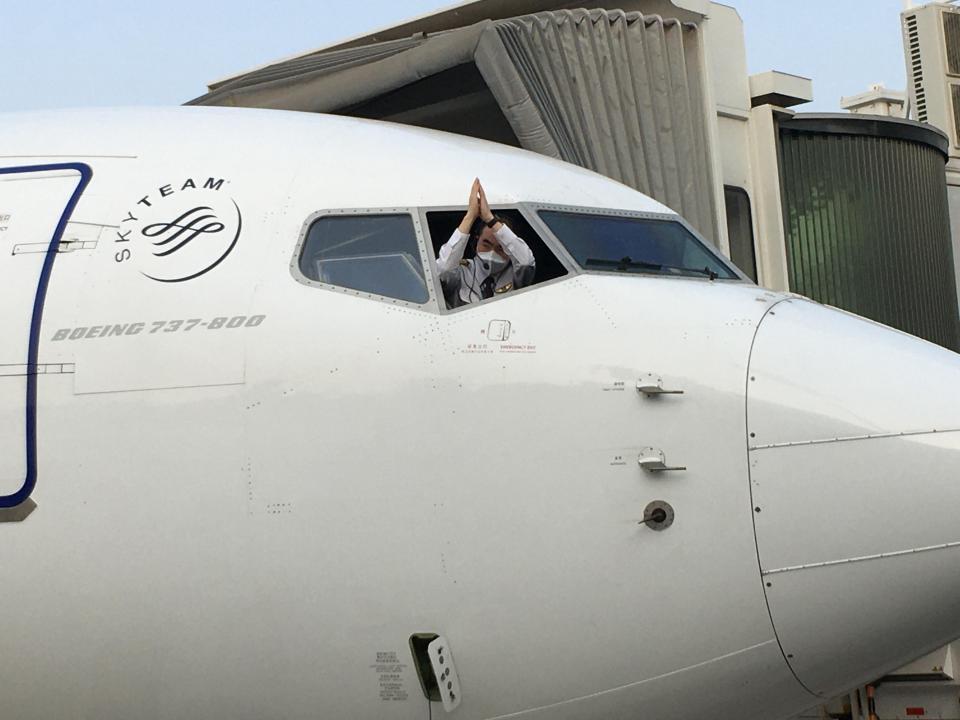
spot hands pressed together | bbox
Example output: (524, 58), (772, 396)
(458, 178), (499, 233)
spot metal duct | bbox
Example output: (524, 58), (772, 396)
(188, 27), (482, 112)
(201, 36), (428, 97)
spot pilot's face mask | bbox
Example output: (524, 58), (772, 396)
(477, 231), (508, 265)
(478, 251), (508, 271)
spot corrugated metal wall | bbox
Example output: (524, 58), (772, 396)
(779, 124), (960, 351)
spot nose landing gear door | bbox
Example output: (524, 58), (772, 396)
(0, 164), (91, 509)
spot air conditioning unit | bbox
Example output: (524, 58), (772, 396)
(903, 2), (960, 152)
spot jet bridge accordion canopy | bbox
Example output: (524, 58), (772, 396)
(190, 10), (718, 244)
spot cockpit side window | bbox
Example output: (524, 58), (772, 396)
(426, 209), (568, 310)
(538, 211), (739, 280)
(298, 214), (430, 304)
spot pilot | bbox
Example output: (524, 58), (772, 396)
(436, 179), (535, 308)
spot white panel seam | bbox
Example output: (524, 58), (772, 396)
(484, 639), (780, 719)
(763, 540), (960, 576)
(749, 427), (960, 451)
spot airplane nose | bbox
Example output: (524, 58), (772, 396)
(747, 298), (960, 698)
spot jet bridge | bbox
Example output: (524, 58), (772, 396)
(189, 6), (721, 248)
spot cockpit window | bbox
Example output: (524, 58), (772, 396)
(299, 214), (430, 303)
(538, 211), (738, 280)
(425, 209), (568, 310)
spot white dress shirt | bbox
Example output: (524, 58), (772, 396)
(436, 224), (536, 307)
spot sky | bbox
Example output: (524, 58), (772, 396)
(0, 0), (911, 113)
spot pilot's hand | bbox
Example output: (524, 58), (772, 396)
(459, 178), (481, 234)
(478, 181), (495, 224)
(467, 178), (481, 220)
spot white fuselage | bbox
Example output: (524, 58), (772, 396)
(1, 108), (960, 720)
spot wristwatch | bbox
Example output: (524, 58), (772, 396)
(485, 217), (499, 228)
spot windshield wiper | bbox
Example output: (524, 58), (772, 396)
(584, 257), (719, 280)
(584, 256), (662, 272)
(683, 266), (719, 281)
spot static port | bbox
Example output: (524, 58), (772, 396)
(643, 501), (675, 531)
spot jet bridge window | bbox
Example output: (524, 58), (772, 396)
(299, 214), (430, 304)
(724, 187), (758, 282)
(539, 211), (739, 280)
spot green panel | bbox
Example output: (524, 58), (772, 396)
(779, 128), (960, 351)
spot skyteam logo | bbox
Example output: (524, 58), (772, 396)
(114, 177), (242, 283)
